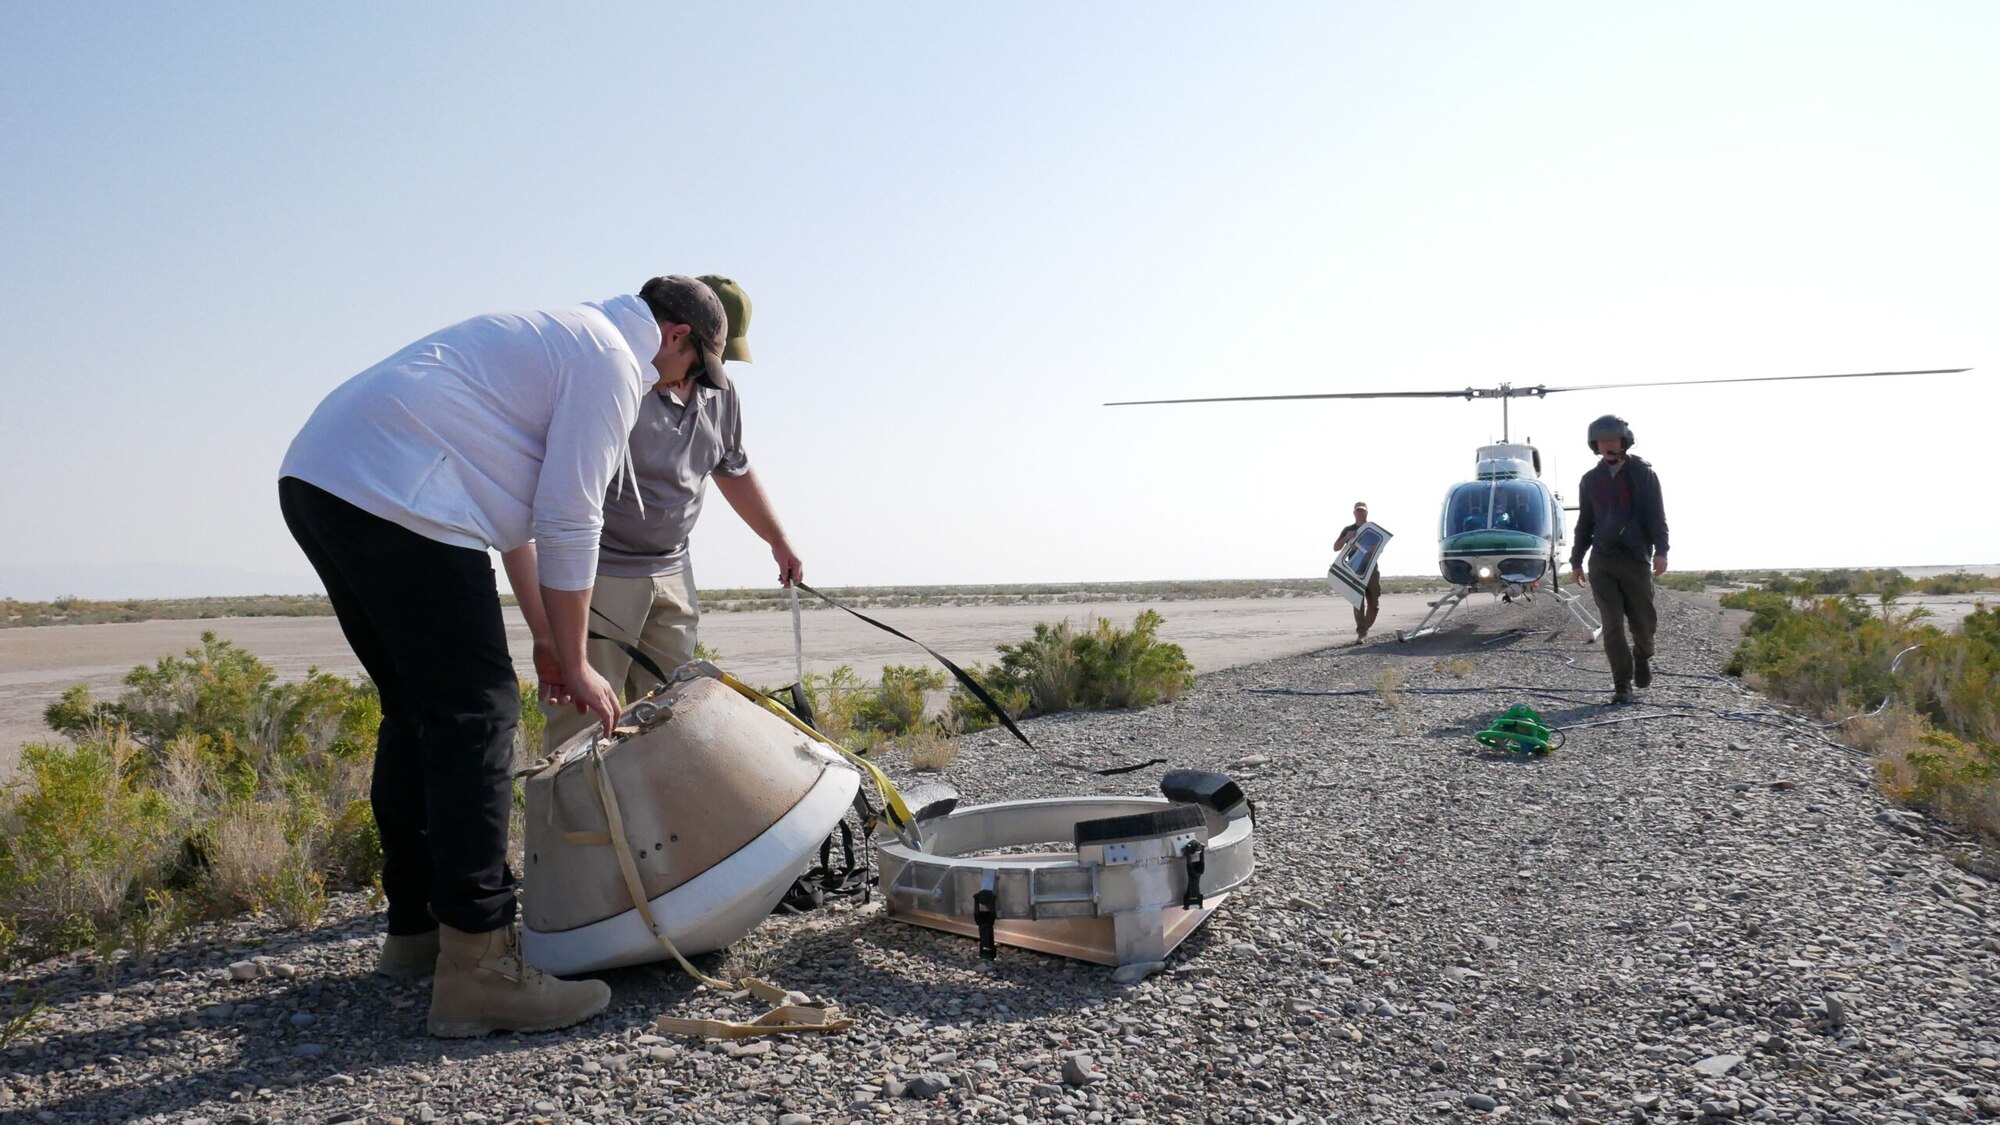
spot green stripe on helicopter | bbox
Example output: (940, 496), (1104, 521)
(1441, 530), (1546, 554)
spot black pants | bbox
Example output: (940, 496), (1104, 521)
(279, 477), (519, 935)
(1588, 549), (1657, 689)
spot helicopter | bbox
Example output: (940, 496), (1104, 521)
(1108, 367), (1969, 641)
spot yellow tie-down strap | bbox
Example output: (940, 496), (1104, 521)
(574, 743), (853, 1039)
(654, 977), (855, 1039)
(713, 669), (917, 835)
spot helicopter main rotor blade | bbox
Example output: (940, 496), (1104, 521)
(1539, 368), (1968, 394)
(1104, 367), (1969, 408)
(1105, 389), (1489, 406)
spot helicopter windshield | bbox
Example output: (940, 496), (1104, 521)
(1443, 481), (1551, 537)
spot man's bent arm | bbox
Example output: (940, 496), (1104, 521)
(500, 543), (553, 641)
(541, 585), (620, 734)
(715, 468), (803, 585)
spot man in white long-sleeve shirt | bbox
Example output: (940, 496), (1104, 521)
(278, 276), (730, 1038)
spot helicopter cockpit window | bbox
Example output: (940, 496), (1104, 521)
(1489, 481), (1551, 536)
(1444, 483), (1492, 534)
(1444, 481), (1550, 536)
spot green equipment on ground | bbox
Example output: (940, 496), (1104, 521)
(1475, 704), (1564, 754)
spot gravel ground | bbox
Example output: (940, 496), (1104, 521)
(5, 590), (1999, 1124)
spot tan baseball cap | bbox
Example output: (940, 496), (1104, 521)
(698, 275), (753, 362)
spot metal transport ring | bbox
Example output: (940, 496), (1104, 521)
(877, 771), (1255, 979)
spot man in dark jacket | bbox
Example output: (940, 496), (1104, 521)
(1569, 414), (1669, 703)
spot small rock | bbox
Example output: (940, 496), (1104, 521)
(1692, 1053), (1743, 1078)
(777, 1116), (811, 1125)
(288, 1012), (316, 1028)
(1822, 991), (1848, 1027)
(295, 1043), (327, 1059)
(1466, 1093), (1499, 1111)
(227, 961), (261, 982)
(725, 1040), (771, 1059)
(906, 1073), (951, 1098)
(1061, 1053), (1102, 1086)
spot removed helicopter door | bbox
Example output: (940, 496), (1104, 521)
(1327, 521), (1391, 610)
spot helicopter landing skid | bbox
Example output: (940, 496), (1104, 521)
(1397, 585), (1472, 642)
(1553, 586), (1603, 643)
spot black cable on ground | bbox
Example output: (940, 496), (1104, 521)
(1246, 682), (1867, 756)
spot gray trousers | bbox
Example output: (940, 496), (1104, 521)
(1588, 549), (1657, 688)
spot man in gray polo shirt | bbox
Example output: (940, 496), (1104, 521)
(541, 275), (802, 750)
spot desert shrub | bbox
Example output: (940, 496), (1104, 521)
(41, 685), (128, 738)
(901, 728), (961, 772)
(1, 595), (334, 629)
(793, 665), (871, 747)
(774, 664), (959, 763)
(1724, 595), (1999, 841)
(854, 665), (946, 737)
(944, 671), (1031, 736)
(0, 635), (416, 965)
(513, 680), (545, 766)
(948, 610), (1193, 729)
(1657, 573), (1706, 592)
(102, 887), (197, 968)
(1375, 668), (1403, 709)
(0, 735), (176, 961)
(1917, 571), (2000, 595)
(119, 632), (276, 751)
(0, 985), (43, 1048)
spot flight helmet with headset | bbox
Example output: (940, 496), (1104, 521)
(1586, 414), (1635, 453)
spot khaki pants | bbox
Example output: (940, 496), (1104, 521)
(540, 568), (701, 753)
(1353, 569), (1381, 635)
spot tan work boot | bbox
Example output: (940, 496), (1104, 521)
(376, 929), (441, 981)
(428, 923), (611, 1038)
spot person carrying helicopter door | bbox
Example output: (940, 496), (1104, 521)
(1569, 414), (1670, 704)
(1332, 501), (1382, 642)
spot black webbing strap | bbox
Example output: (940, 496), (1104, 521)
(588, 606), (671, 689)
(1052, 757), (1168, 776)
(794, 582), (1034, 750)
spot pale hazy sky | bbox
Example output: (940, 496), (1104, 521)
(2, 2), (1995, 598)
